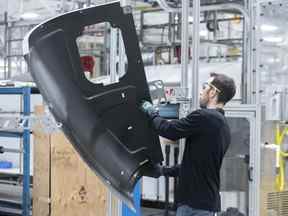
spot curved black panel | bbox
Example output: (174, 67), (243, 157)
(24, 1), (163, 209)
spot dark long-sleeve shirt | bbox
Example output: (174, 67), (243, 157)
(151, 108), (231, 212)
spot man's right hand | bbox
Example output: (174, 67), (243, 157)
(149, 164), (164, 178)
(149, 164), (180, 178)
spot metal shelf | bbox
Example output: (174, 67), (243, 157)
(0, 87), (31, 216)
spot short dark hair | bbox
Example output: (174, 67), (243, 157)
(210, 72), (236, 104)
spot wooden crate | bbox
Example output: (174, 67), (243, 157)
(33, 106), (119, 216)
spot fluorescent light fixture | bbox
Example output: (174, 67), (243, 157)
(263, 36), (283, 43)
(261, 24), (278, 32)
(199, 30), (208, 37)
(267, 58), (280, 63)
(20, 12), (40, 20)
(174, 15), (179, 21)
(175, 15), (194, 23)
(188, 16), (194, 23)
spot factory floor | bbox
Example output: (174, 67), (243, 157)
(142, 207), (176, 216)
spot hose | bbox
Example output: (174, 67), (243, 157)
(275, 124), (288, 191)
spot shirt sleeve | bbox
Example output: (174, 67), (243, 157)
(151, 110), (203, 141)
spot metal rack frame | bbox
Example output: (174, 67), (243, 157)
(156, 0), (261, 215)
(225, 105), (260, 216)
(0, 87), (31, 216)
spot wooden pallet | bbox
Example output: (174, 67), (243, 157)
(33, 106), (119, 216)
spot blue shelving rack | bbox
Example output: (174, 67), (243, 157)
(0, 87), (31, 216)
(122, 181), (141, 216)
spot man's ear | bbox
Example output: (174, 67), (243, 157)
(209, 88), (218, 99)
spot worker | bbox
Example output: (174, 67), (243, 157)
(141, 72), (236, 216)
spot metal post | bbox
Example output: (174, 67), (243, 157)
(241, 14), (248, 104)
(139, 11), (144, 44)
(180, 0), (189, 99)
(173, 146), (179, 209)
(242, 0), (252, 104)
(3, 12), (8, 79)
(108, 192), (113, 216)
(170, 13), (176, 63)
(117, 198), (123, 216)
(7, 25), (12, 79)
(164, 145), (171, 216)
(191, 0), (200, 109)
(103, 22), (109, 76)
(178, 0), (190, 164)
(249, 0), (257, 105)
(168, 12), (172, 45)
(168, 13), (172, 64)
(253, 0), (259, 107)
(22, 87), (31, 216)
(110, 28), (118, 83)
(253, 2), (261, 215)
(119, 34), (126, 78)
(213, 12), (217, 42)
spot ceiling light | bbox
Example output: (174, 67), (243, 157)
(263, 36), (283, 43)
(174, 15), (179, 21)
(261, 24), (278, 32)
(267, 58), (280, 63)
(175, 16), (194, 23)
(20, 12), (40, 20)
(188, 16), (194, 23)
(199, 30), (208, 37)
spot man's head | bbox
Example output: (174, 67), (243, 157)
(199, 73), (236, 109)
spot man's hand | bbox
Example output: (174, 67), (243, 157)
(149, 164), (164, 178)
(149, 164), (180, 178)
(140, 100), (158, 117)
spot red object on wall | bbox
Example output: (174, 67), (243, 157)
(80, 56), (95, 73)
(174, 46), (191, 63)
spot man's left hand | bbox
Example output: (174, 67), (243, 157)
(140, 100), (158, 117)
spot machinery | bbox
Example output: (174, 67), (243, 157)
(4, 0), (287, 215)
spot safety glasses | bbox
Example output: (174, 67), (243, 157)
(202, 82), (221, 93)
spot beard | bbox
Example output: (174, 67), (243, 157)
(200, 103), (207, 109)
(199, 98), (208, 109)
